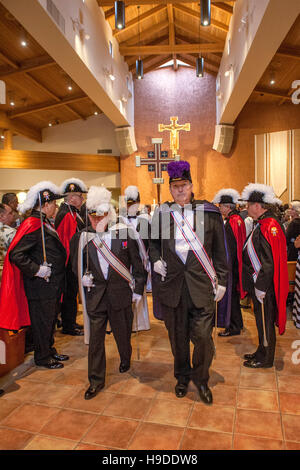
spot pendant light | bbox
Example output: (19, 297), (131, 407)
(136, 6), (143, 79)
(115, 1), (125, 30)
(201, 0), (211, 27)
(196, 3), (204, 77)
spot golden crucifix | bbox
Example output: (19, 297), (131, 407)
(158, 116), (190, 157)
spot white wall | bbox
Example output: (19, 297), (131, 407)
(11, 113), (120, 154)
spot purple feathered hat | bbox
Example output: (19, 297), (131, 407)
(167, 160), (192, 184)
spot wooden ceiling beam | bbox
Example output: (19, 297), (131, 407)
(175, 19), (225, 44)
(174, 4), (229, 33)
(113, 5), (167, 37)
(99, 1), (236, 5)
(8, 94), (88, 119)
(0, 56), (55, 80)
(176, 35), (220, 68)
(126, 34), (169, 65)
(276, 48), (300, 61)
(120, 43), (224, 55)
(120, 20), (169, 46)
(0, 50), (18, 69)
(212, 2), (233, 14)
(253, 87), (292, 101)
(143, 55), (173, 75)
(0, 111), (42, 142)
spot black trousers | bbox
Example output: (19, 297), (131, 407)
(162, 283), (215, 387)
(61, 261), (78, 331)
(87, 295), (133, 388)
(250, 287), (277, 365)
(228, 279), (243, 332)
(27, 297), (60, 365)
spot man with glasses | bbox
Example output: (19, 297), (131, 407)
(55, 178), (87, 336)
(149, 161), (228, 405)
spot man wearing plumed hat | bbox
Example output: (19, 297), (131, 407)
(213, 189), (247, 337)
(0, 181), (68, 369)
(55, 178), (87, 336)
(240, 183), (289, 369)
(119, 185), (151, 332)
(69, 186), (145, 400)
(149, 161), (228, 405)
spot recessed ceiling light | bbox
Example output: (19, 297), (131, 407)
(68, 85), (73, 91)
(109, 73), (115, 81)
(48, 122), (52, 127)
(94, 111), (98, 115)
(1, 135), (4, 140)
(10, 101), (15, 106)
(21, 40), (27, 47)
(270, 79), (275, 85)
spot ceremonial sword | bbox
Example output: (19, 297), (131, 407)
(261, 301), (268, 347)
(38, 193), (51, 282)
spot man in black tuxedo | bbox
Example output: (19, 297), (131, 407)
(70, 186), (145, 400)
(5, 182), (68, 369)
(149, 161), (228, 405)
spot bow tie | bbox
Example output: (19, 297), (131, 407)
(128, 216), (137, 219)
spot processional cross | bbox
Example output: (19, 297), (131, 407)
(158, 116), (190, 157)
(135, 138), (178, 204)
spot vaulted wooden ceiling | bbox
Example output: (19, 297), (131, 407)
(0, 3), (102, 142)
(0, 1), (298, 144)
(99, 0), (234, 77)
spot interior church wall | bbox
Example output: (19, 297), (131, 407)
(121, 66), (300, 205)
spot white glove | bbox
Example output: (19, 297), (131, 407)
(82, 273), (95, 288)
(214, 285), (226, 302)
(154, 260), (167, 277)
(132, 293), (142, 304)
(35, 265), (51, 279)
(255, 288), (266, 304)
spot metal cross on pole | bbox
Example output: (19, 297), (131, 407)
(135, 138), (179, 204)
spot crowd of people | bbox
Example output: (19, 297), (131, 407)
(0, 161), (298, 405)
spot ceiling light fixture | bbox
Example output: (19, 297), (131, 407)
(201, 0), (211, 27)
(136, 6), (143, 80)
(21, 40), (27, 47)
(196, 3), (204, 78)
(115, 1), (125, 30)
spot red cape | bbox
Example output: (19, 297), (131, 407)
(0, 217), (41, 331)
(56, 212), (77, 263)
(258, 217), (289, 335)
(229, 214), (247, 299)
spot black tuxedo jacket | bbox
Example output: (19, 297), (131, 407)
(9, 211), (66, 300)
(70, 227), (145, 314)
(149, 200), (228, 309)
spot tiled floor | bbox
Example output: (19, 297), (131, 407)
(1, 296), (300, 450)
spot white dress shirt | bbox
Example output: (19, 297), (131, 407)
(96, 231), (112, 280)
(175, 208), (194, 264)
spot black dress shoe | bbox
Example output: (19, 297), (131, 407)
(75, 323), (84, 330)
(218, 329), (240, 337)
(38, 359), (64, 369)
(62, 328), (84, 336)
(0, 389), (4, 397)
(175, 382), (188, 398)
(84, 384), (104, 400)
(244, 352), (257, 360)
(243, 359), (273, 369)
(119, 363), (130, 373)
(197, 384), (213, 405)
(52, 353), (69, 362)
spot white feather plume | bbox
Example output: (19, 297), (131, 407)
(212, 188), (240, 204)
(60, 178), (87, 194)
(241, 183), (282, 205)
(86, 185), (116, 220)
(18, 181), (61, 214)
(125, 185), (139, 201)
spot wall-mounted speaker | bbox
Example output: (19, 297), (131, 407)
(212, 124), (234, 154)
(115, 126), (137, 155)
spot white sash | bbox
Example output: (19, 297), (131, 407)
(171, 210), (217, 292)
(93, 235), (135, 291)
(244, 228), (261, 282)
(121, 216), (150, 272)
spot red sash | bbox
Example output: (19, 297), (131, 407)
(56, 212), (77, 264)
(228, 214), (247, 299)
(0, 217), (41, 331)
(258, 217), (289, 335)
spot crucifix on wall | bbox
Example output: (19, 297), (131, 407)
(158, 116), (190, 157)
(135, 138), (179, 204)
